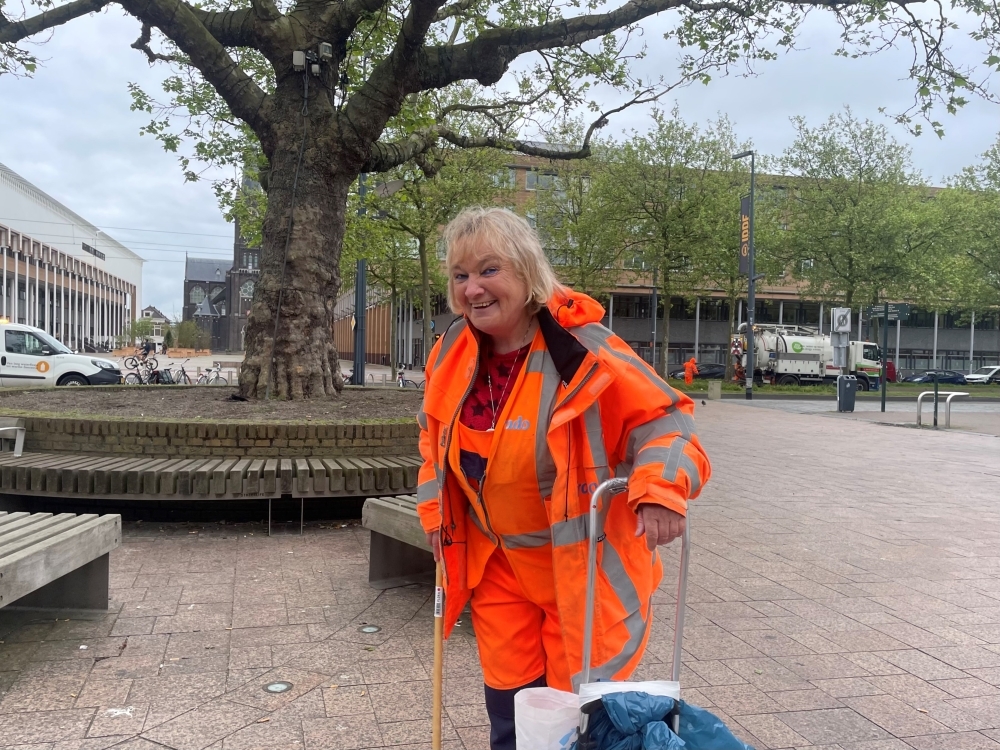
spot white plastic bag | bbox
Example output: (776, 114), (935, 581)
(514, 687), (581, 750)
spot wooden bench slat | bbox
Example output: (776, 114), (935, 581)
(212, 458), (240, 495)
(0, 514), (86, 558)
(228, 458), (252, 495)
(0, 514), (120, 608)
(341, 457), (372, 492)
(321, 459), (345, 493)
(0, 513), (57, 543)
(306, 459), (327, 494)
(194, 459), (222, 495)
(295, 458), (311, 494)
(0, 512), (31, 529)
(245, 459), (265, 494)
(362, 495), (429, 551)
(67, 456), (127, 494)
(262, 459), (277, 495)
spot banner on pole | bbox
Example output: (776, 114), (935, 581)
(738, 196), (751, 275)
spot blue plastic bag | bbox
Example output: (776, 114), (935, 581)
(576, 692), (753, 750)
(676, 701), (753, 750)
(580, 692), (683, 750)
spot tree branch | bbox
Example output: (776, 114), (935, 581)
(0, 0), (110, 44)
(119, 0), (271, 140)
(131, 23), (187, 63)
(342, 0), (449, 154)
(433, 0), (479, 22)
(363, 88), (661, 172)
(415, 0), (927, 92)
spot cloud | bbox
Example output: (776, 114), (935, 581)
(0, 9), (233, 320)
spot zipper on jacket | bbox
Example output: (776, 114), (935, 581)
(441, 343), (488, 547)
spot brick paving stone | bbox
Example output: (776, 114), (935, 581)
(775, 708), (892, 745)
(734, 712), (810, 748)
(906, 732), (1000, 749)
(86, 704), (149, 737)
(933, 678), (1000, 699)
(842, 694), (951, 736)
(302, 715), (382, 750)
(141, 698), (263, 750)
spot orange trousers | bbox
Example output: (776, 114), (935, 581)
(471, 546), (572, 691)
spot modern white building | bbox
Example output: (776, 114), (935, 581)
(0, 162), (143, 350)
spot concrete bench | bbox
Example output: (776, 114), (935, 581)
(362, 494), (434, 589)
(0, 417), (25, 458)
(0, 512), (121, 611)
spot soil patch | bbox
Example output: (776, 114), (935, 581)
(0, 386), (423, 423)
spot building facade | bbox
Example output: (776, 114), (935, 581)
(0, 162), (142, 350)
(140, 305), (169, 352)
(182, 219), (259, 351)
(331, 156), (1000, 375)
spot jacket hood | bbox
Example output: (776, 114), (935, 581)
(546, 286), (606, 328)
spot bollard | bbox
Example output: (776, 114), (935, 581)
(707, 381), (722, 400)
(933, 372), (939, 427)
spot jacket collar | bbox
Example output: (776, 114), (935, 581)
(537, 307), (588, 385)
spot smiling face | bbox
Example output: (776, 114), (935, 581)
(449, 235), (532, 345)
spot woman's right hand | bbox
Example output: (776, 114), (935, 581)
(426, 531), (442, 563)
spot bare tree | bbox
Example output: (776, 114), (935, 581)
(3, 0), (996, 398)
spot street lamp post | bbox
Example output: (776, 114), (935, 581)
(733, 150), (757, 400)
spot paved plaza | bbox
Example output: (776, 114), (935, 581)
(2, 401), (1000, 749)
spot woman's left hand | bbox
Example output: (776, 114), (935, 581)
(635, 504), (686, 550)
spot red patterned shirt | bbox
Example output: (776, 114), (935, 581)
(459, 344), (531, 431)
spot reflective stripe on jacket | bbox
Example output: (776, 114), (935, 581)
(416, 288), (711, 688)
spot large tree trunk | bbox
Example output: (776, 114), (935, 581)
(418, 236), (432, 366)
(239, 113), (351, 399)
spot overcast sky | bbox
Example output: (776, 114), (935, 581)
(0, 8), (996, 318)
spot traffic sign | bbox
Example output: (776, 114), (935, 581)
(864, 303), (911, 322)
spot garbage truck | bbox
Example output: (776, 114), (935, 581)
(732, 323), (883, 390)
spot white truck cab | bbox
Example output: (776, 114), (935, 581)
(0, 321), (122, 387)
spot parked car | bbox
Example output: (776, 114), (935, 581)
(965, 365), (1000, 385)
(668, 362), (727, 380)
(0, 321), (122, 386)
(902, 370), (968, 385)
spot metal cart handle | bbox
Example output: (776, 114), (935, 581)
(580, 477), (691, 688)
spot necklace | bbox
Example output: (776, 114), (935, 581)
(486, 320), (533, 431)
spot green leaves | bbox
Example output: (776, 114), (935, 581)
(777, 108), (940, 310)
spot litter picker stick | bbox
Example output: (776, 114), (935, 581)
(432, 561), (444, 750)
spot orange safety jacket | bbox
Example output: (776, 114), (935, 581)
(416, 288), (711, 689)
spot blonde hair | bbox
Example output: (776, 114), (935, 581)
(442, 207), (562, 315)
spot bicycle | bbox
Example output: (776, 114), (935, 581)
(124, 359), (156, 385)
(197, 364), (228, 385)
(124, 351), (158, 371)
(163, 359), (193, 385)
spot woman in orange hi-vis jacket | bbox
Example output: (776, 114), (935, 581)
(416, 207), (711, 750)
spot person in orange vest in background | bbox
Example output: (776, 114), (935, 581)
(415, 207), (712, 750)
(683, 357), (699, 385)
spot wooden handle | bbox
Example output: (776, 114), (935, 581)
(432, 562), (444, 750)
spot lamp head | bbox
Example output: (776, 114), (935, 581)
(732, 150), (754, 160)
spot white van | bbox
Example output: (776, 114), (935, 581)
(0, 321), (122, 387)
